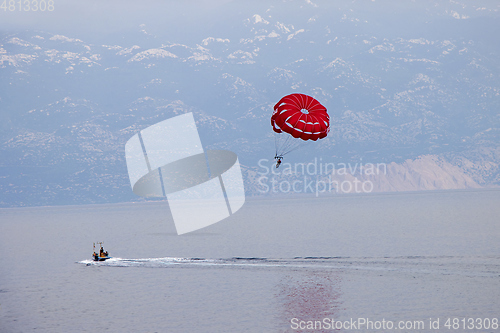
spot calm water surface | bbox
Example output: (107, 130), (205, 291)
(1, 190), (499, 332)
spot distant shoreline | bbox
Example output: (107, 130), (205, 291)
(1, 187), (498, 211)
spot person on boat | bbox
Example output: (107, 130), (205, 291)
(100, 246), (105, 257)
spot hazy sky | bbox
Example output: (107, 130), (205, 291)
(0, 0), (235, 36)
(2, 0), (498, 43)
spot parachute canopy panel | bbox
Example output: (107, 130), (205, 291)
(271, 93), (329, 142)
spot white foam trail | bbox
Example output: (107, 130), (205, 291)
(77, 256), (500, 277)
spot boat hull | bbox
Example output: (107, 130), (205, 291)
(93, 256), (111, 262)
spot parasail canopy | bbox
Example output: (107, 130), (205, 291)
(271, 93), (329, 157)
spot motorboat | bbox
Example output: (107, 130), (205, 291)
(92, 242), (111, 261)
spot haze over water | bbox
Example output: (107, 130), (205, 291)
(1, 189), (499, 332)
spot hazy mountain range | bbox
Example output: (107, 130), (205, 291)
(0, 0), (498, 207)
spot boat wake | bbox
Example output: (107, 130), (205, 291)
(77, 255), (500, 277)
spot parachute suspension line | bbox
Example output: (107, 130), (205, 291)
(274, 131), (280, 157)
(275, 132), (305, 157)
(274, 125), (293, 157)
(275, 112), (308, 157)
(280, 135), (298, 155)
(281, 112), (306, 156)
(282, 140), (305, 156)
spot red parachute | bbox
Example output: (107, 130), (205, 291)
(271, 93), (329, 158)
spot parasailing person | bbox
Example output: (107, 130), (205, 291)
(271, 93), (330, 168)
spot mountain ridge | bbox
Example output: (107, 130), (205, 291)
(0, 0), (498, 207)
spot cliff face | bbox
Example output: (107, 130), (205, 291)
(446, 146), (500, 187)
(352, 155), (482, 193)
(244, 154), (485, 197)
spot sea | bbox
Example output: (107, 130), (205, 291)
(1, 189), (499, 333)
